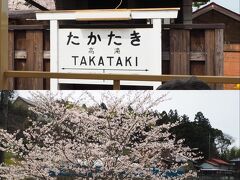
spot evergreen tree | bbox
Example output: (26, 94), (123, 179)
(156, 110), (232, 160)
(193, 0), (210, 9)
(221, 147), (240, 160)
(0, 91), (14, 163)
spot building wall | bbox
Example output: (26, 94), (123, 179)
(193, 11), (240, 44)
(193, 10), (240, 90)
(224, 44), (240, 89)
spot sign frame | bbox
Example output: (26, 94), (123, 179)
(36, 8), (179, 90)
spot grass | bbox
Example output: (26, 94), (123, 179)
(4, 152), (22, 165)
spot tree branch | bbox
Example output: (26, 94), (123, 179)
(24, 0), (48, 11)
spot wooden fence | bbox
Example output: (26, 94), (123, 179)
(8, 24), (227, 90)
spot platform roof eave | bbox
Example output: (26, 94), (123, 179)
(36, 8), (180, 21)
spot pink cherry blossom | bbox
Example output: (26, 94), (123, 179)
(0, 91), (200, 179)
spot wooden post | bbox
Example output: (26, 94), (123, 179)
(113, 80), (121, 90)
(205, 29), (224, 89)
(26, 31), (44, 90)
(8, 31), (15, 90)
(182, 0), (192, 24)
(0, 0), (8, 89)
(205, 30), (215, 76)
(215, 29), (224, 89)
(170, 29), (190, 75)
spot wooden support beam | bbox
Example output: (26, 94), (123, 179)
(183, 0), (193, 24)
(26, 31), (44, 89)
(0, 0), (8, 90)
(113, 80), (121, 90)
(8, 31), (14, 90)
(205, 29), (224, 89)
(224, 44), (240, 52)
(205, 30), (215, 76)
(170, 29), (190, 75)
(4, 71), (240, 85)
(215, 29), (224, 89)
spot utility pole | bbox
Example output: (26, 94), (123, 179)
(208, 133), (211, 159)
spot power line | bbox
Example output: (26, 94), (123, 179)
(115, 0), (123, 9)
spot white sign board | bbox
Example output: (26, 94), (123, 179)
(36, 9), (179, 89)
(58, 26), (161, 86)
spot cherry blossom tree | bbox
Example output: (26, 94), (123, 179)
(0, 91), (199, 179)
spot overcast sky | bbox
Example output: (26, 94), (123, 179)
(156, 91), (240, 148)
(17, 90), (240, 148)
(196, 0), (240, 13)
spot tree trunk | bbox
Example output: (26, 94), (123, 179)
(0, 91), (9, 163)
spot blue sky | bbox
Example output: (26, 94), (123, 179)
(196, 0), (240, 13)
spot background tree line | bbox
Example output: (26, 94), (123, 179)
(0, 91), (33, 164)
(154, 109), (234, 160)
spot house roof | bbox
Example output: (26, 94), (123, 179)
(205, 160), (219, 166)
(14, 96), (35, 107)
(210, 158), (230, 166)
(193, 2), (240, 22)
(203, 158), (231, 167)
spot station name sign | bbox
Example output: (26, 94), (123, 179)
(36, 8), (179, 89)
(58, 28), (161, 80)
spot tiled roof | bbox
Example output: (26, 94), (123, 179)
(205, 160), (219, 166)
(14, 96), (35, 107)
(210, 158), (230, 166)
